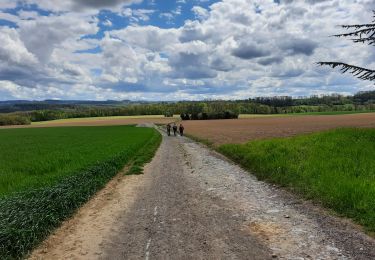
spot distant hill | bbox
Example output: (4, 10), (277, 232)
(1, 90), (374, 115)
(0, 100), (134, 113)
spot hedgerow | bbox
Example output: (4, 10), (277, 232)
(0, 114), (30, 126)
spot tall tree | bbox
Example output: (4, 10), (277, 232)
(318, 11), (375, 81)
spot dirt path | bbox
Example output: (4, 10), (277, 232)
(30, 130), (375, 259)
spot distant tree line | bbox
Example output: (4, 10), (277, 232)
(0, 91), (374, 126)
(180, 111), (239, 120)
(0, 114), (31, 126)
(0, 103), (80, 113)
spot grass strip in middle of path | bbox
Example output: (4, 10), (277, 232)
(218, 128), (375, 233)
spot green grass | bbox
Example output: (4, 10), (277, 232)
(0, 125), (161, 259)
(290, 110), (375, 116)
(239, 114), (285, 118)
(185, 133), (214, 148)
(218, 128), (375, 232)
(31, 114), (181, 125)
(0, 126), (158, 197)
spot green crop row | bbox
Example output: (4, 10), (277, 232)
(0, 126), (161, 259)
(218, 128), (375, 233)
(0, 126), (157, 197)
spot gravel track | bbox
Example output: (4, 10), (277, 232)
(30, 129), (375, 259)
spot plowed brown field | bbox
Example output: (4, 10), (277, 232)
(183, 113), (375, 145)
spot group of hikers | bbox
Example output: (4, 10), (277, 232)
(166, 123), (184, 136)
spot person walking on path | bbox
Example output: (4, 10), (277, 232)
(172, 123), (178, 136)
(166, 123), (171, 136)
(179, 124), (184, 136)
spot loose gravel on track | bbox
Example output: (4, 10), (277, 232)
(30, 129), (375, 259)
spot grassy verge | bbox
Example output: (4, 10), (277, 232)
(239, 110), (375, 118)
(185, 133), (214, 148)
(290, 110), (375, 116)
(126, 129), (162, 175)
(0, 126), (161, 259)
(218, 128), (375, 233)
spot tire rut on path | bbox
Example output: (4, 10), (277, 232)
(30, 130), (375, 260)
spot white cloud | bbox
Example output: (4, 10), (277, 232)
(109, 25), (179, 51)
(24, 0), (143, 12)
(18, 14), (98, 63)
(159, 5), (182, 23)
(103, 19), (113, 27)
(0, 0), (374, 100)
(121, 8), (155, 23)
(0, 27), (38, 66)
(0, 12), (20, 23)
(17, 10), (40, 20)
(0, 0), (17, 9)
(191, 6), (209, 20)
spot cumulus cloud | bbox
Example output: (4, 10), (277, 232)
(167, 41), (217, 79)
(191, 6), (209, 20)
(0, 0), (17, 9)
(0, 12), (20, 23)
(121, 8), (155, 23)
(232, 42), (271, 59)
(23, 0), (143, 12)
(280, 38), (318, 56)
(0, 27), (37, 66)
(257, 56), (284, 66)
(72, 0), (142, 9)
(18, 15), (98, 63)
(109, 25), (179, 51)
(0, 0), (374, 100)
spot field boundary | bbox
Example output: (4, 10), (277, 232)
(185, 133), (215, 148)
(126, 127), (162, 175)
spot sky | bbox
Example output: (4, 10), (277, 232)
(0, 0), (374, 101)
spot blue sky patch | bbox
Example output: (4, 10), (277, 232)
(75, 46), (102, 54)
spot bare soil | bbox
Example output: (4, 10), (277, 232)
(29, 129), (375, 260)
(28, 167), (146, 259)
(183, 113), (375, 145)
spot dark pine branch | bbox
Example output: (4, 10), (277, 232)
(318, 11), (375, 82)
(317, 62), (375, 81)
(333, 25), (375, 45)
(333, 12), (375, 45)
(334, 27), (375, 38)
(340, 24), (375, 29)
(353, 36), (375, 45)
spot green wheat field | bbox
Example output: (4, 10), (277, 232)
(0, 125), (161, 258)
